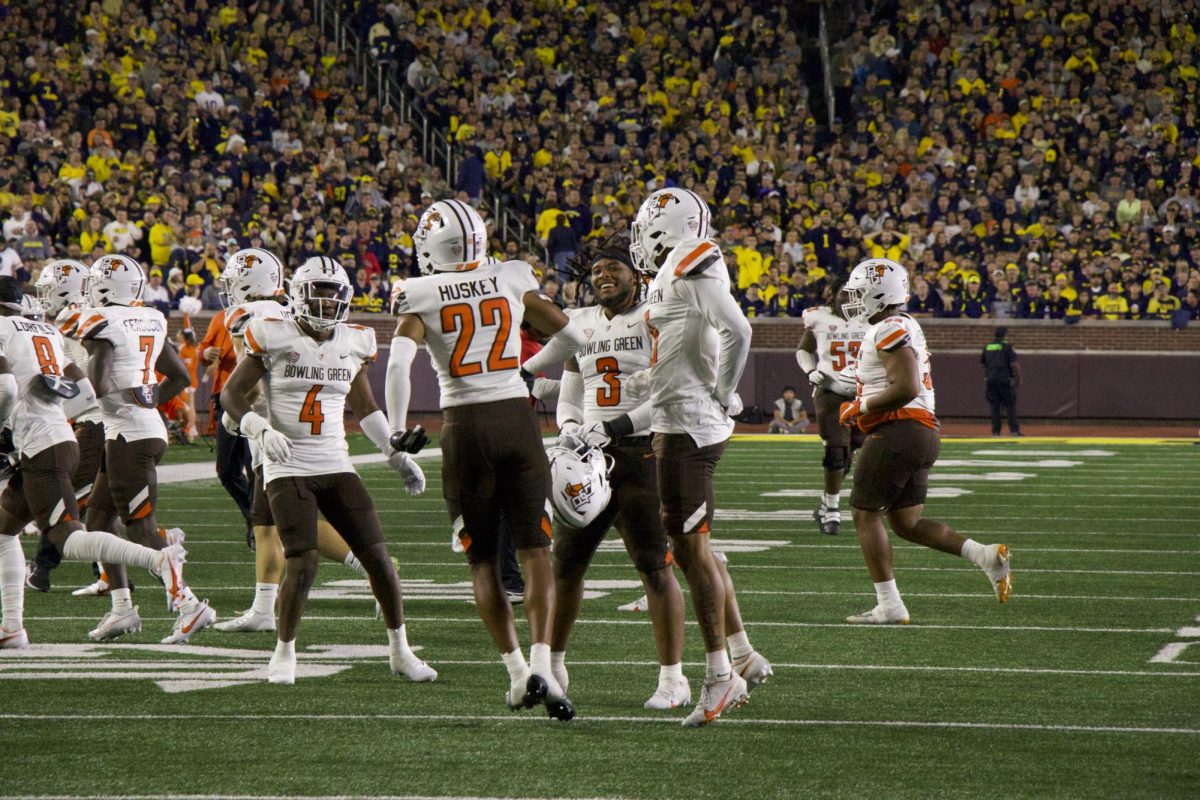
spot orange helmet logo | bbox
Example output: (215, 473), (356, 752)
(242, 254), (261, 269)
(565, 482), (584, 498)
(655, 194), (676, 208)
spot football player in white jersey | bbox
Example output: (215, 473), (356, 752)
(215, 249), (377, 633)
(222, 257), (434, 685)
(797, 280), (869, 535)
(522, 234), (773, 714)
(631, 187), (754, 727)
(0, 277), (191, 649)
(839, 258), (1013, 624)
(386, 199), (585, 719)
(77, 255), (216, 643)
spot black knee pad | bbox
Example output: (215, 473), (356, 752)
(823, 445), (850, 472)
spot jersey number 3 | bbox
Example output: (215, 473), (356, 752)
(595, 356), (621, 407)
(441, 298), (519, 378)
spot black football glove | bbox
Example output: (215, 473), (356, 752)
(389, 425), (430, 455)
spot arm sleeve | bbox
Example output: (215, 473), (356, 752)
(385, 336), (418, 433)
(358, 409), (391, 453)
(797, 348), (818, 373)
(555, 369), (584, 428)
(625, 398), (654, 436)
(521, 318), (586, 374)
(689, 278), (752, 405)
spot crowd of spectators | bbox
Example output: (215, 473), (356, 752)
(2, 0), (1199, 326)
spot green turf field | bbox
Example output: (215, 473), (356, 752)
(6, 436), (1200, 799)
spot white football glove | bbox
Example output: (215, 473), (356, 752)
(623, 368), (652, 397)
(807, 369), (833, 390)
(578, 421), (612, 449)
(240, 412), (293, 464)
(388, 450), (426, 495)
(221, 411), (241, 436)
(556, 421), (582, 449)
(721, 392), (744, 418)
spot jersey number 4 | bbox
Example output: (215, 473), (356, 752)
(299, 385), (324, 435)
(441, 298), (519, 378)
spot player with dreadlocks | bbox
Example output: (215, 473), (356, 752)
(521, 233), (771, 712)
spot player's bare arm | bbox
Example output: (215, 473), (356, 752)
(155, 341), (192, 405)
(82, 338), (113, 397)
(521, 292), (586, 374)
(220, 354), (268, 425)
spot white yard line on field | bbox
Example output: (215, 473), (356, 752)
(2, 714), (1199, 736)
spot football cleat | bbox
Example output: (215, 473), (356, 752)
(25, 562), (51, 593)
(813, 504), (840, 535)
(733, 650), (774, 689)
(545, 696), (576, 722)
(507, 672), (548, 710)
(982, 543), (1013, 603)
(0, 627), (29, 649)
(72, 577), (110, 596)
(617, 594), (649, 612)
(846, 603), (911, 625)
(88, 607), (142, 641)
(161, 599), (216, 644)
(645, 677), (692, 710)
(213, 609), (275, 633)
(390, 652), (438, 682)
(268, 647), (296, 685)
(681, 672), (748, 727)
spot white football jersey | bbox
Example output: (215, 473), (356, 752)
(801, 305), (868, 396)
(568, 302), (653, 424)
(55, 305), (104, 424)
(77, 305), (169, 442)
(855, 313), (937, 430)
(644, 238), (739, 447)
(0, 315), (76, 457)
(394, 259), (538, 408)
(227, 299), (291, 469)
(244, 317), (377, 481)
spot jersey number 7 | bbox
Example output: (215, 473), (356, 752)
(441, 298), (519, 378)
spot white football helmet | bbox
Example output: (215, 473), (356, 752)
(548, 444), (613, 528)
(630, 187), (712, 274)
(842, 258), (911, 322)
(291, 256), (352, 330)
(35, 259), (90, 314)
(414, 199), (488, 274)
(87, 254), (145, 307)
(19, 293), (44, 321)
(221, 248), (285, 305)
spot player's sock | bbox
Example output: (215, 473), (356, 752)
(823, 491), (840, 509)
(550, 650), (566, 675)
(529, 642), (552, 677)
(874, 578), (903, 607)
(659, 662), (684, 689)
(704, 649), (732, 682)
(110, 587), (133, 615)
(343, 552), (367, 577)
(727, 630), (753, 661)
(386, 624), (414, 659)
(0, 535), (26, 631)
(251, 582), (277, 616)
(61, 530), (159, 572)
(501, 648), (528, 683)
(960, 539), (986, 567)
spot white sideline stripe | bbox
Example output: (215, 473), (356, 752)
(12, 615), (1176, 635)
(0, 796), (631, 800)
(2, 714), (1198, 736)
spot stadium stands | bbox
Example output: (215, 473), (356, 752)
(1, 0), (1197, 323)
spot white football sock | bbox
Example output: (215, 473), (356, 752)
(343, 552), (366, 577)
(823, 491), (840, 509)
(110, 587), (133, 615)
(387, 624), (413, 658)
(501, 648), (528, 684)
(704, 649), (731, 682)
(0, 535), (25, 631)
(529, 642), (551, 676)
(61, 530), (159, 572)
(550, 650), (566, 674)
(727, 630), (753, 660)
(960, 539), (986, 566)
(874, 578), (903, 607)
(658, 662), (684, 688)
(251, 582), (277, 616)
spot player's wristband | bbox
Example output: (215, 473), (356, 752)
(601, 414), (635, 441)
